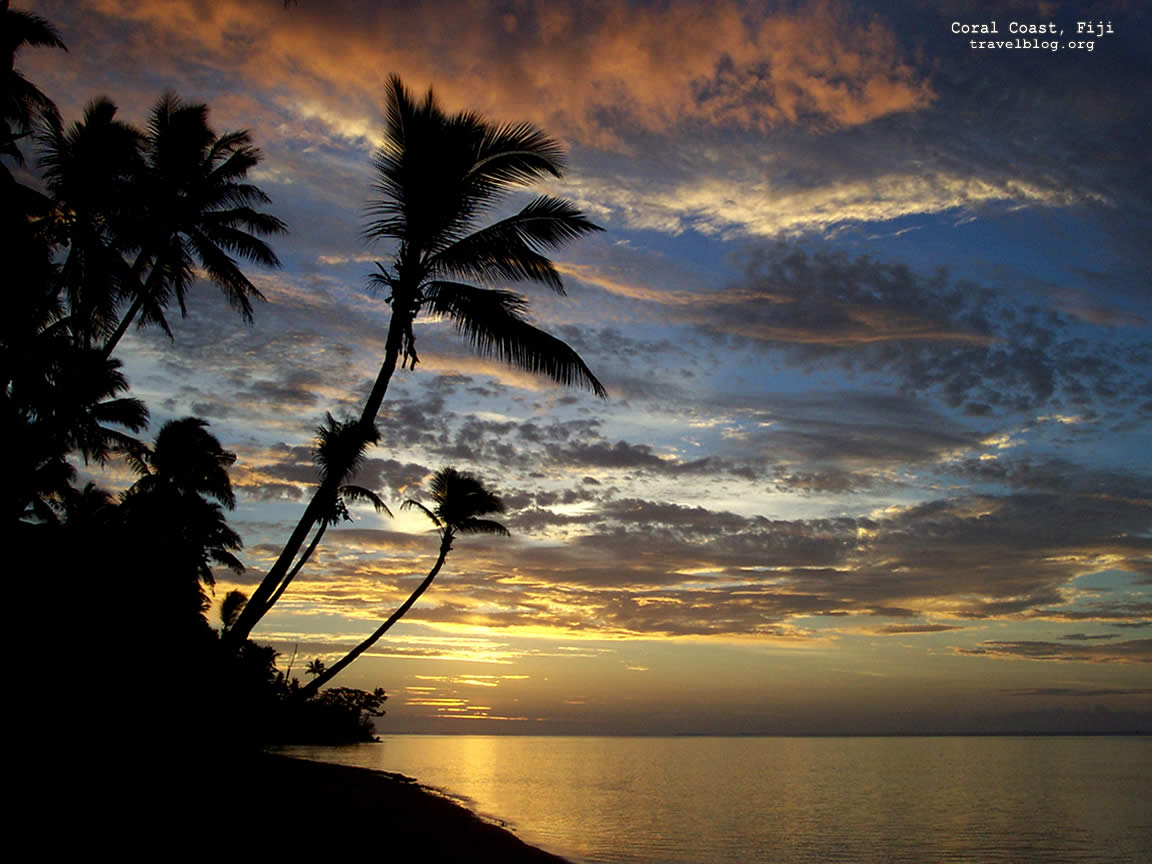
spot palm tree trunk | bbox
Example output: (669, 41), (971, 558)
(225, 305), (410, 646)
(300, 529), (453, 697)
(101, 292), (144, 357)
(264, 520), (327, 611)
(357, 303), (406, 428)
(224, 485), (330, 645)
(100, 250), (156, 359)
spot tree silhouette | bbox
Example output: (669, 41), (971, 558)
(259, 413), (393, 614)
(1, 1), (65, 166)
(229, 75), (604, 644)
(219, 588), (249, 635)
(101, 93), (287, 357)
(5, 331), (148, 524)
(305, 658), (326, 678)
(301, 467), (507, 696)
(119, 417), (244, 617)
(38, 97), (144, 346)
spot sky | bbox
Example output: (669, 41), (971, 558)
(23, 0), (1151, 734)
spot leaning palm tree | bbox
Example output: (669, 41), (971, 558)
(301, 467), (507, 696)
(228, 76), (605, 644)
(100, 93), (287, 357)
(258, 413), (393, 614)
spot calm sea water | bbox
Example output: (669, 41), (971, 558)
(279, 736), (1151, 864)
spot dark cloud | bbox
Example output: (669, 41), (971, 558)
(959, 639), (1152, 663)
(464, 489), (1152, 634)
(944, 455), (1152, 499)
(698, 245), (1150, 415)
(740, 390), (985, 469)
(546, 440), (669, 471)
(772, 467), (878, 494)
(1061, 633), (1119, 641)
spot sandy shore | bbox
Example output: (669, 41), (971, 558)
(212, 752), (573, 862)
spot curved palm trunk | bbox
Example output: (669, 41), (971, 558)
(100, 251), (158, 358)
(300, 529), (453, 697)
(225, 306), (409, 646)
(264, 519), (327, 611)
(101, 291), (145, 358)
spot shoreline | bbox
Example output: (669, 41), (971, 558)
(219, 752), (573, 862)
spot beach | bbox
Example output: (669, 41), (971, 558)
(213, 753), (571, 862)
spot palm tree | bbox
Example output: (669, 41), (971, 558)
(227, 75), (605, 644)
(1, 1), (65, 166)
(100, 93), (287, 357)
(301, 467), (507, 696)
(129, 416), (238, 505)
(219, 589), (249, 635)
(304, 658), (326, 678)
(259, 413), (393, 614)
(38, 97), (144, 346)
(119, 417), (244, 616)
(5, 335), (149, 524)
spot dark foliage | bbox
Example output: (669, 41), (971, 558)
(4, 6), (371, 751)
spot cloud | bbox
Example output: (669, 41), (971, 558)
(70, 0), (933, 149)
(270, 486), (1146, 640)
(686, 245), (1151, 414)
(562, 166), (1088, 239)
(959, 639), (1152, 663)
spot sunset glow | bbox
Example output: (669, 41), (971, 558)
(24, 0), (1150, 735)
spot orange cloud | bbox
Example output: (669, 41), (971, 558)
(77, 0), (933, 147)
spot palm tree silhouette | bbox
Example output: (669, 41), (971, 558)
(219, 588), (249, 635)
(260, 413), (393, 613)
(301, 467), (507, 696)
(1, 1), (65, 166)
(100, 93), (287, 357)
(7, 336), (148, 524)
(39, 97), (144, 346)
(229, 76), (604, 644)
(120, 417), (244, 614)
(304, 658), (326, 678)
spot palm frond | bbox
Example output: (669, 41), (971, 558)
(457, 517), (511, 536)
(150, 417), (237, 508)
(220, 589), (248, 630)
(423, 282), (606, 397)
(313, 414), (381, 486)
(2, 7), (66, 138)
(400, 498), (441, 528)
(4, 8), (67, 51)
(422, 467), (509, 531)
(187, 230), (265, 321)
(91, 397), (150, 432)
(339, 484), (394, 518)
(429, 196), (601, 291)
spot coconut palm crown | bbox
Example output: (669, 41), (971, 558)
(101, 93), (287, 356)
(401, 466), (509, 540)
(359, 73), (607, 420)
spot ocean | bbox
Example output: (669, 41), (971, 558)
(279, 735), (1151, 863)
